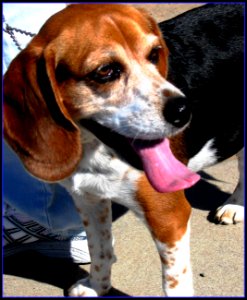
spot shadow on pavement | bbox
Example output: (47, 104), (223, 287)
(4, 251), (129, 296)
(185, 171), (231, 223)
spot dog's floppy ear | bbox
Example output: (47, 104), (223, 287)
(4, 43), (82, 182)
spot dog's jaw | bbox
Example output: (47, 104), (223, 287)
(80, 119), (200, 193)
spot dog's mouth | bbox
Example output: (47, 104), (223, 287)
(80, 119), (200, 193)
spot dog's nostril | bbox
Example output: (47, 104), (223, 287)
(164, 97), (191, 128)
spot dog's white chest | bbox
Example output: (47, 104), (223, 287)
(61, 133), (141, 203)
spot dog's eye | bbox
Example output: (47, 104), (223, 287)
(89, 62), (122, 84)
(148, 46), (161, 65)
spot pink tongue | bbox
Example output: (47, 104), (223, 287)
(132, 138), (200, 193)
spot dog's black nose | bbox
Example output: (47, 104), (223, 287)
(163, 97), (191, 128)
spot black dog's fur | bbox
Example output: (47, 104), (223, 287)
(160, 4), (244, 161)
(159, 4), (244, 210)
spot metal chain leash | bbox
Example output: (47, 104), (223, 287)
(3, 23), (36, 51)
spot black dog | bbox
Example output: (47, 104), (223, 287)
(159, 4), (244, 224)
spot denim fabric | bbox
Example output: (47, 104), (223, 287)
(3, 3), (84, 235)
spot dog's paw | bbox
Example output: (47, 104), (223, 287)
(215, 204), (244, 224)
(68, 277), (98, 297)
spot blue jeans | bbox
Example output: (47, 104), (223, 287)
(3, 142), (83, 235)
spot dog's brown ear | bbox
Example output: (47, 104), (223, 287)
(4, 44), (82, 182)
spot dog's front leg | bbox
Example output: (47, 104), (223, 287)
(137, 177), (193, 296)
(68, 197), (115, 296)
(154, 219), (193, 296)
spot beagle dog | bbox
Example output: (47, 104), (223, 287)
(3, 4), (243, 297)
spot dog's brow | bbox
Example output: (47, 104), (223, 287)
(145, 34), (160, 45)
(144, 35), (162, 54)
(83, 50), (123, 74)
(129, 33), (161, 57)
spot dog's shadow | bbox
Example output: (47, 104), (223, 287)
(185, 171), (232, 222)
(3, 252), (129, 296)
(4, 171), (231, 296)
(3, 203), (130, 296)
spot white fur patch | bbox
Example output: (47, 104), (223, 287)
(215, 204), (244, 224)
(155, 221), (193, 296)
(162, 80), (185, 98)
(61, 129), (142, 212)
(188, 139), (218, 172)
(69, 278), (98, 296)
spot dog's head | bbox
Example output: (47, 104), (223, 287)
(4, 4), (198, 191)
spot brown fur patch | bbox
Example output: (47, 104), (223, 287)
(136, 175), (191, 244)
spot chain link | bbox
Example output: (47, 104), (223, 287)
(3, 23), (36, 51)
